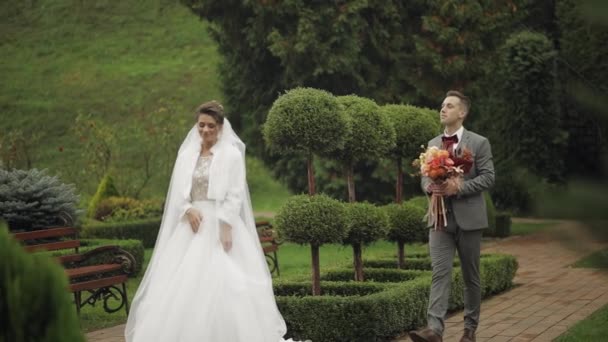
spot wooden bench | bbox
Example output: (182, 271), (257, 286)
(256, 221), (283, 276)
(12, 226), (136, 315)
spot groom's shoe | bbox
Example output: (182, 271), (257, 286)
(408, 327), (442, 342)
(459, 328), (476, 342)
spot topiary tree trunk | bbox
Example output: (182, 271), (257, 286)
(307, 152), (316, 196)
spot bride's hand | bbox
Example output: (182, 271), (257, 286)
(186, 208), (203, 233)
(220, 223), (232, 252)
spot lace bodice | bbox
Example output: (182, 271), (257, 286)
(191, 155), (213, 201)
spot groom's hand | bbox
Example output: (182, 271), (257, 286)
(444, 178), (463, 196)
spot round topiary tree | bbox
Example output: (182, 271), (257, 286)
(343, 202), (390, 281)
(331, 95), (396, 202)
(263, 87), (348, 195)
(384, 202), (427, 269)
(0, 168), (81, 231)
(1, 221), (85, 342)
(275, 194), (347, 295)
(381, 104), (440, 203)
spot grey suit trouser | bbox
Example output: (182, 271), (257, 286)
(427, 208), (482, 336)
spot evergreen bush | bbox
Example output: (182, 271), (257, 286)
(1, 223), (85, 342)
(87, 173), (119, 218)
(0, 168), (80, 231)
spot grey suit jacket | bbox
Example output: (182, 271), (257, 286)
(420, 129), (495, 230)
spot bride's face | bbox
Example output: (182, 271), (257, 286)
(197, 114), (221, 145)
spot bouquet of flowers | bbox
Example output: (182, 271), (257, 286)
(413, 146), (473, 230)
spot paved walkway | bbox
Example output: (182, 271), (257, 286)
(395, 220), (608, 342)
(87, 221), (608, 342)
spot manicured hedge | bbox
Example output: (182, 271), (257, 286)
(80, 218), (161, 248)
(274, 254), (517, 341)
(363, 254), (495, 270)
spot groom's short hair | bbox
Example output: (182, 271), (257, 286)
(446, 90), (470, 115)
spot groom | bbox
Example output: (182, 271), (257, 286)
(409, 90), (495, 342)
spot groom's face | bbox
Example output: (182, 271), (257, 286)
(440, 96), (466, 126)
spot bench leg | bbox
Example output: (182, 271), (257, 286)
(122, 282), (130, 315)
(74, 291), (82, 315)
(274, 250), (280, 276)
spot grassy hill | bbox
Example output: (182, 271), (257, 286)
(0, 0), (290, 212)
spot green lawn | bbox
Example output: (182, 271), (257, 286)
(509, 220), (555, 236)
(555, 236), (608, 341)
(555, 304), (608, 342)
(573, 248), (608, 269)
(1, 0), (221, 197)
(79, 240), (427, 332)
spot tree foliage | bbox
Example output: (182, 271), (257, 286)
(0, 169), (81, 230)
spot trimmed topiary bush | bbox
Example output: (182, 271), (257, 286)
(0, 168), (81, 231)
(381, 104), (440, 203)
(80, 217), (161, 248)
(87, 173), (119, 218)
(332, 95), (396, 202)
(264, 87), (348, 195)
(343, 202), (390, 281)
(1, 222), (85, 342)
(384, 203), (427, 268)
(275, 194), (347, 295)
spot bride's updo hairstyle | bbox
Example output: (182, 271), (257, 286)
(196, 100), (225, 124)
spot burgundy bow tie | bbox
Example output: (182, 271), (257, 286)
(442, 135), (458, 144)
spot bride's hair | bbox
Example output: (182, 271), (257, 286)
(195, 100), (225, 124)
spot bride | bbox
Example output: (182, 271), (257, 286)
(125, 101), (295, 342)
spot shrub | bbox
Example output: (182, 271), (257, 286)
(94, 196), (140, 221)
(80, 218), (161, 248)
(384, 203), (427, 268)
(264, 87), (348, 195)
(331, 95), (396, 202)
(343, 202), (390, 280)
(275, 194), (347, 295)
(1, 223), (85, 342)
(381, 104), (440, 202)
(87, 173), (119, 218)
(263, 87), (347, 157)
(0, 168), (80, 231)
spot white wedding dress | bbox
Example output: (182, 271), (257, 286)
(125, 121), (297, 342)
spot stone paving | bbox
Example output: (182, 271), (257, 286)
(87, 220), (608, 342)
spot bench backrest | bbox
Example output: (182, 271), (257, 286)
(12, 227), (80, 253)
